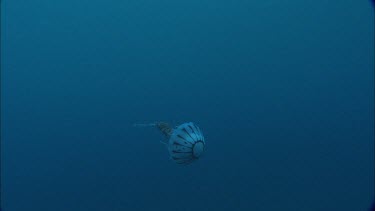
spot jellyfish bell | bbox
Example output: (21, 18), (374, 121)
(166, 122), (206, 164)
(134, 121), (206, 164)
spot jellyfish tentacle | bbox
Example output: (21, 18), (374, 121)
(133, 123), (157, 127)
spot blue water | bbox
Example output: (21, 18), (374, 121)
(1, 0), (374, 210)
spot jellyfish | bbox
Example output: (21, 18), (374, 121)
(134, 122), (206, 164)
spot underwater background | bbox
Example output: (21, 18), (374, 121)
(1, 0), (374, 210)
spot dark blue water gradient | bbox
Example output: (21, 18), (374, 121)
(1, 0), (374, 210)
